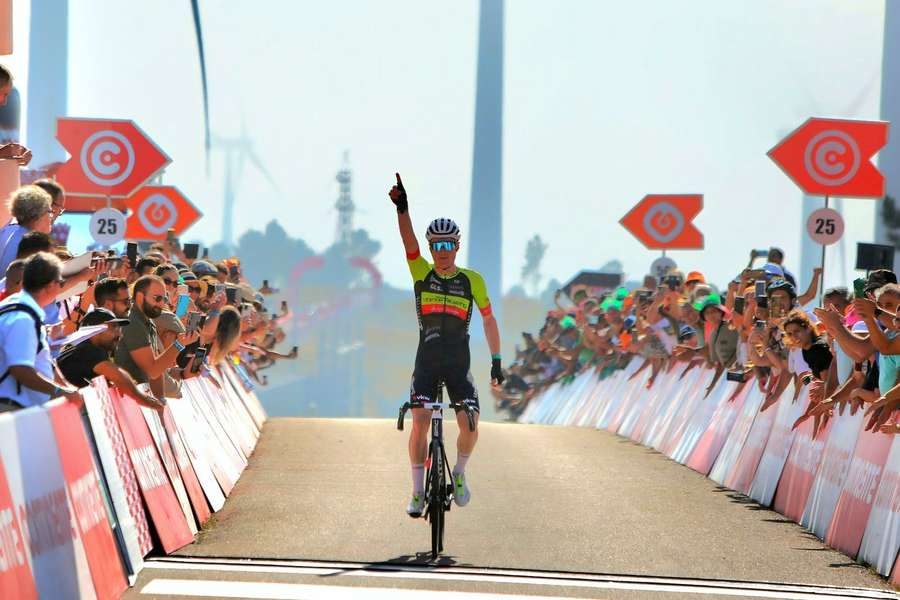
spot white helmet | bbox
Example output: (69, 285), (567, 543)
(425, 218), (461, 242)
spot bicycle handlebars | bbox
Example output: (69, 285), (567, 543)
(397, 400), (477, 432)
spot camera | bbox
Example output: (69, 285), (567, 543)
(726, 368), (748, 383)
(733, 296), (746, 314)
(662, 275), (681, 290)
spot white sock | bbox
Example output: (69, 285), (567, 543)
(453, 453), (470, 475)
(411, 464), (425, 495)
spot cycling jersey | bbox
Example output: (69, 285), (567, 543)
(407, 250), (492, 346)
(406, 249), (492, 411)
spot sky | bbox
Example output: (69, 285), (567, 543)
(3, 0), (890, 294)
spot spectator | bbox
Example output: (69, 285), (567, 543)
(767, 247), (796, 288)
(57, 308), (164, 410)
(33, 179), (66, 223)
(95, 277), (131, 317)
(208, 306), (242, 364)
(0, 185), (53, 276)
(114, 275), (199, 399)
(15, 230), (53, 259)
(0, 252), (80, 412)
(0, 258), (24, 300)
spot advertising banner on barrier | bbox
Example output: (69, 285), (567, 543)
(802, 410), (864, 538)
(671, 379), (733, 464)
(109, 388), (193, 553)
(186, 380), (250, 466)
(709, 385), (765, 485)
(859, 436), (900, 575)
(169, 386), (240, 495)
(661, 369), (714, 457)
(725, 392), (778, 494)
(606, 367), (650, 432)
(647, 367), (704, 450)
(825, 421), (893, 557)
(48, 401), (128, 600)
(630, 369), (680, 442)
(773, 416), (832, 523)
(82, 382), (152, 571)
(161, 408), (213, 524)
(597, 364), (644, 429)
(220, 366), (266, 430)
(0, 443), (37, 600)
(0, 408), (97, 599)
(686, 381), (752, 475)
(748, 385), (810, 507)
(140, 405), (198, 536)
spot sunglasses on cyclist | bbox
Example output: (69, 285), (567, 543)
(430, 240), (458, 252)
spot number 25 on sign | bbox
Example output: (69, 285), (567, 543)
(806, 207), (844, 246)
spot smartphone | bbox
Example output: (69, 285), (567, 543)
(744, 269), (765, 280)
(190, 346), (208, 373)
(175, 294), (190, 317)
(280, 300), (288, 311)
(186, 311), (203, 332)
(228, 265), (239, 277)
(225, 287), (237, 305)
(263, 279), (269, 288)
(166, 228), (176, 242)
(734, 296), (746, 314)
(202, 247), (209, 259)
(853, 277), (867, 299)
(726, 370), (746, 383)
(754, 280), (766, 298)
(183, 243), (199, 260)
(754, 319), (766, 330)
(126, 242), (138, 267)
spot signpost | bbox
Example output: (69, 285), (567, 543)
(620, 194), (703, 250)
(55, 118), (171, 198)
(124, 186), (202, 241)
(768, 117), (890, 302)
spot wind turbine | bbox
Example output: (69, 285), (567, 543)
(211, 122), (279, 249)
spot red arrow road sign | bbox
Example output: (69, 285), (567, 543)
(620, 194), (703, 250)
(768, 117), (889, 198)
(56, 118), (171, 198)
(124, 186), (201, 240)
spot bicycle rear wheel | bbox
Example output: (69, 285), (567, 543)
(429, 439), (444, 560)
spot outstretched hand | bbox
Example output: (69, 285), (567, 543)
(389, 173), (408, 214)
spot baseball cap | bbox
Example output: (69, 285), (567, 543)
(678, 325), (697, 341)
(865, 269), (897, 294)
(763, 263), (784, 279)
(686, 271), (706, 284)
(622, 315), (636, 331)
(191, 260), (219, 277)
(80, 308), (130, 328)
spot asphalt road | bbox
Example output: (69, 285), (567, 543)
(125, 418), (898, 600)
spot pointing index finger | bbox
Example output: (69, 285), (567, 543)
(395, 172), (405, 191)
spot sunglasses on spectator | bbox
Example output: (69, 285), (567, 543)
(146, 293), (166, 303)
(115, 296), (132, 306)
(163, 277), (178, 287)
(430, 240), (458, 252)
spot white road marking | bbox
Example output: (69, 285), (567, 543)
(141, 579), (573, 600)
(141, 557), (898, 600)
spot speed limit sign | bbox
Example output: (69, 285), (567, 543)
(89, 207), (127, 246)
(806, 207), (844, 246)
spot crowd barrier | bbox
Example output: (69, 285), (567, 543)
(0, 363), (267, 599)
(518, 359), (900, 583)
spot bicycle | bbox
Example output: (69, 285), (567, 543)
(398, 382), (477, 560)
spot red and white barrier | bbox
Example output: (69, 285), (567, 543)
(0, 362), (267, 597)
(520, 357), (900, 576)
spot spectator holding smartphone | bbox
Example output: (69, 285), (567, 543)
(114, 275), (199, 399)
(57, 308), (165, 411)
(0, 252), (80, 412)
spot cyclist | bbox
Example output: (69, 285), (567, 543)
(389, 173), (504, 518)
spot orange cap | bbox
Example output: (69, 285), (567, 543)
(686, 271), (706, 284)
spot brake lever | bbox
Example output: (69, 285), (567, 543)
(397, 403), (410, 431)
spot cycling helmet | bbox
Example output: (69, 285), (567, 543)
(425, 218), (461, 242)
(766, 278), (796, 299)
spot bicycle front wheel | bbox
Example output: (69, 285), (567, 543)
(429, 439), (444, 560)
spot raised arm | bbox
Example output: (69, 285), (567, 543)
(390, 173), (419, 256)
(797, 267), (823, 307)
